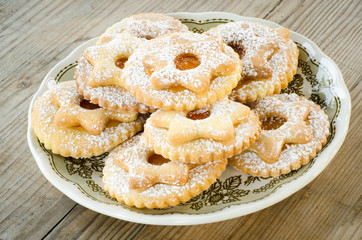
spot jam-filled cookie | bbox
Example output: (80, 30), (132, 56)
(76, 54), (156, 113)
(142, 99), (261, 163)
(103, 135), (227, 208)
(229, 94), (330, 177)
(97, 12), (190, 44)
(31, 81), (146, 158)
(206, 21), (298, 102)
(83, 32), (143, 88)
(121, 32), (242, 110)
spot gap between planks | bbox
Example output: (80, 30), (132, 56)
(41, 204), (78, 240)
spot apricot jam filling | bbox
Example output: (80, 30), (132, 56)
(79, 99), (101, 110)
(186, 109), (211, 120)
(261, 117), (286, 130)
(147, 154), (171, 165)
(174, 53), (200, 70)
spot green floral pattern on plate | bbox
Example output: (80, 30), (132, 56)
(40, 18), (340, 214)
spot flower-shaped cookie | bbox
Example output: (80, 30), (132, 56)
(31, 81), (146, 158)
(121, 32), (242, 110)
(142, 34), (237, 94)
(84, 32), (142, 88)
(97, 12), (190, 44)
(206, 21), (298, 102)
(247, 99), (312, 164)
(115, 142), (190, 189)
(103, 135), (228, 208)
(142, 99), (261, 163)
(229, 94), (330, 177)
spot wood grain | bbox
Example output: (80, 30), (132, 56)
(0, 0), (360, 239)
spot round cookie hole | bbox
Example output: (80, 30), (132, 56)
(174, 53), (200, 70)
(186, 109), (211, 120)
(115, 57), (128, 69)
(80, 99), (101, 110)
(148, 154), (171, 165)
(261, 117), (286, 130)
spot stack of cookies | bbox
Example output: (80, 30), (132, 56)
(31, 13), (330, 208)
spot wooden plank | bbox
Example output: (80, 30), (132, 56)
(42, 205), (144, 240)
(265, 0), (361, 74)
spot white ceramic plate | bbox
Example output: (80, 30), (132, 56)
(27, 12), (351, 225)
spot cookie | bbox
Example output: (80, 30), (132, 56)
(97, 12), (190, 44)
(103, 135), (228, 208)
(206, 21), (298, 102)
(31, 81), (146, 158)
(121, 32), (242, 110)
(75, 55), (156, 113)
(83, 32), (143, 88)
(229, 94), (330, 177)
(142, 99), (261, 163)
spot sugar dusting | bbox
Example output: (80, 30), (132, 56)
(143, 99), (261, 162)
(230, 94), (330, 175)
(114, 136), (190, 188)
(150, 99), (252, 146)
(206, 21), (289, 79)
(103, 13), (190, 40)
(85, 32), (143, 86)
(121, 32), (242, 110)
(206, 21), (298, 102)
(51, 81), (138, 126)
(76, 55), (155, 113)
(31, 82), (146, 158)
(103, 135), (227, 203)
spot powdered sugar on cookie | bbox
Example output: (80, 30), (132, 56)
(31, 81), (146, 158)
(206, 21), (298, 102)
(76, 55), (156, 113)
(103, 135), (228, 208)
(143, 99), (261, 163)
(98, 12), (190, 43)
(229, 94), (330, 177)
(84, 32), (143, 87)
(121, 32), (242, 110)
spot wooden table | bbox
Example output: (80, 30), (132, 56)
(1, 0), (360, 239)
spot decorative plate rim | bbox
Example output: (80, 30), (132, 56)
(27, 12), (351, 225)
